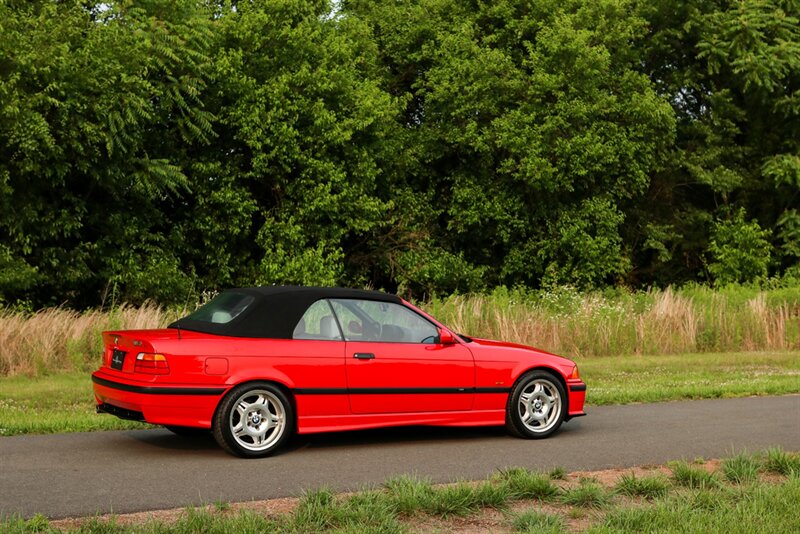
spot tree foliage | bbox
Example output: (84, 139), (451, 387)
(0, 0), (797, 307)
(632, 0), (800, 285)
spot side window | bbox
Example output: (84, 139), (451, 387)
(292, 300), (342, 341)
(329, 299), (439, 344)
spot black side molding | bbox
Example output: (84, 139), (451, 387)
(294, 387), (511, 395)
(570, 383), (587, 392)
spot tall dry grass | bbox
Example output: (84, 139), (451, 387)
(0, 303), (180, 376)
(1, 286), (800, 377)
(425, 286), (800, 358)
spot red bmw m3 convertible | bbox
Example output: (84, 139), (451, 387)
(92, 286), (586, 457)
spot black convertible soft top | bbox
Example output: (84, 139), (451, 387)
(169, 286), (401, 339)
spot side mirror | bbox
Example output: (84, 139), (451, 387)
(438, 328), (456, 345)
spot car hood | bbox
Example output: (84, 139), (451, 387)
(463, 336), (576, 367)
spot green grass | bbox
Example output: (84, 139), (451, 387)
(591, 479), (800, 533)
(1, 350), (798, 436)
(764, 447), (800, 476)
(5, 450), (798, 533)
(670, 461), (721, 489)
(578, 350), (800, 405)
(511, 510), (566, 533)
(0, 373), (150, 436)
(493, 467), (560, 500)
(613, 472), (670, 499)
(383, 475), (510, 518)
(290, 488), (403, 532)
(548, 466), (567, 480)
(560, 481), (611, 508)
(722, 452), (761, 484)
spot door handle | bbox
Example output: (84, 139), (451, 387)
(353, 352), (375, 360)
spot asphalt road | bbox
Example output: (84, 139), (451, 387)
(1, 395), (798, 519)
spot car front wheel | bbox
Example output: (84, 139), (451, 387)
(213, 382), (293, 458)
(506, 370), (566, 439)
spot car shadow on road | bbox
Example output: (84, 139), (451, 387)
(124, 425), (509, 456)
(126, 429), (220, 453)
(286, 425), (509, 452)
(125, 421), (584, 457)
(286, 421), (585, 454)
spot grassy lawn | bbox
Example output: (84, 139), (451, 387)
(0, 350), (797, 436)
(578, 350), (800, 405)
(0, 373), (149, 435)
(4, 449), (799, 532)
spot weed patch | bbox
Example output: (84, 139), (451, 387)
(764, 447), (800, 476)
(510, 510), (565, 533)
(721, 451), (760, 484)
(494, 468), (560, 500)
(614, 472), (670, 499)
(670, 461), (720, 489)
(560, 481), (610, 508)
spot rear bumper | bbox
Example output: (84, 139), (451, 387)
(96, 402), (145, 421)
(92, 372), (224, 428)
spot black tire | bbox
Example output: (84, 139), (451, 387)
(212, 382), (294, 458)
(505, 370), (567, 439)
(165, 425), (210, 437)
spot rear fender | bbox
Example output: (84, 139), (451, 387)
(212, 376), (298, 431)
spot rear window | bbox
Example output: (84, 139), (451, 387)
(184, 292), (255, 324)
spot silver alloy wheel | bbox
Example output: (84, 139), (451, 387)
(517, 379), (561, 433)
(229, 389), (286, 452)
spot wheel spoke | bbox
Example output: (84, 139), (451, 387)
(232, 422), (246, 438)
(253, 395), (269, 410)
(521, 409), (533, 423)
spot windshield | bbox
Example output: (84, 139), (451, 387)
(184, 292), (255, 324)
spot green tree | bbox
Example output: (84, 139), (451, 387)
(208, 0), (402, 289)
(708, 209), (772, 285)
(631, 0), (799, 284)
(346, 0), (674, 290)
(0, 0), (215, 306)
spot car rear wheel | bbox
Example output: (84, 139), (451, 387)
(506, 370), (566, 439)
(213, 382), (293, 458)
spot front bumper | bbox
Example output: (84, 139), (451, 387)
(566, 379), (587, 418)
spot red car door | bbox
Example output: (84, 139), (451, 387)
(330, 299), (475, 414)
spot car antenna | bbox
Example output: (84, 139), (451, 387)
(177, 324), (182, 340)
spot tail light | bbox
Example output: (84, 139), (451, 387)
(135, 353), (170, 375)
